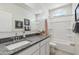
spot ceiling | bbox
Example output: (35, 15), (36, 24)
(16, 3), (71, 14)
(26, 3), (54, 11)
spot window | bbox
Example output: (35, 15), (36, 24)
(53, 9), (66, 16)
(49, 4), (72, 18)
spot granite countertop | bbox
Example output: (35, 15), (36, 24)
(0, 35), (50, 55)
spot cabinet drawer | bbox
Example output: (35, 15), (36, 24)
(40, 38), (49, 47)
(16, 43), (39, 55)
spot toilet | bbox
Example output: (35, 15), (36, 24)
(50, 42), (56, 55)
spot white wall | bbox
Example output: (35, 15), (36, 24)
(35, 9), (49, 32)
(48, 4), (75, 43)
(71, 3), (79, 54)
(50, 3), (70, 10)
(0, 3), (38, 38)
(72, 3), (78, 15)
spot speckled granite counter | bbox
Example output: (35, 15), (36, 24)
(0, 35), (50, 55)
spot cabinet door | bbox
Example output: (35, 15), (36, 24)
(40, 38), (49, 47)
(32, 50), (39, 55)
(40, 45), (46, 55)
(39, 38), (50, 55)
(45, 43), (50, 55)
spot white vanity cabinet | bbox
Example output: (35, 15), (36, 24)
(39, 44), (46, 55)
(45, 42), (50, 55)
(16, 37), (50, 55)
(39, 38), (50, 55)
(32, 50), (40, 55)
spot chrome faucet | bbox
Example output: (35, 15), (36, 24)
(13, 33), (18, 42)
(23, 31), (26, 38)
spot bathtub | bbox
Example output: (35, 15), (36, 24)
(50, 40), (75, 55)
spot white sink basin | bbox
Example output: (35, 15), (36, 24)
(6, 40), (30, 50)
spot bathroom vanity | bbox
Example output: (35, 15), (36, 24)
(15, 36), (49, 55)
(0, 34), (50, 55)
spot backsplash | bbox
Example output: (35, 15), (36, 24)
(0, 35), (23, 44)
(0, 37), (13, 44)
